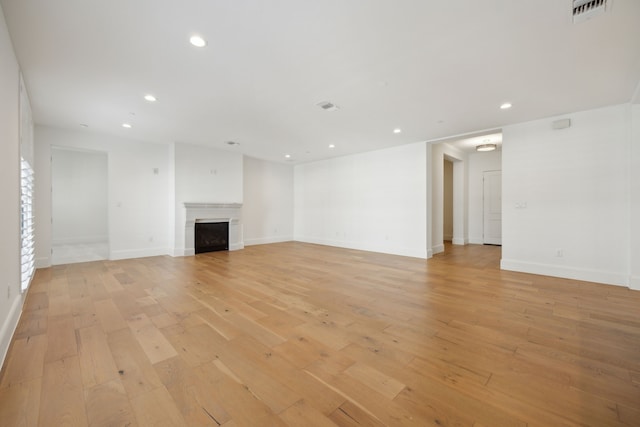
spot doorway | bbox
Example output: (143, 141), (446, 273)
(483, 170), (502, 245)
(443, 159), (453, 242)
(51, 147), (109, 264)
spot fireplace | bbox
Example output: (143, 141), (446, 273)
(195, 220), (229, 254)
(181, 203), (243, 256)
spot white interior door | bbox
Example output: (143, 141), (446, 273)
(483, 170), (502, 245)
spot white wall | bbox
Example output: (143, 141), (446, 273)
(431, 142), (466, 253)
(468, 150), (502, 244)
(294, 142), (427, 258)
(630, 104), (640, 290)
(35, 126), (172, 265)
(0, 4), (24, 367)
(173, 142), (243, 255)
(501, 105), (630, 287)
(51, 148), (108, 244)
(443, 159), (453, 241)
(243, 156), (294, 245)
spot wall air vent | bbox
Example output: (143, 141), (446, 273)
(573, 0), (609, 24)
(316, 101), (339, 111)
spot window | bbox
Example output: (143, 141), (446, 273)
(20, 157), (34, 292)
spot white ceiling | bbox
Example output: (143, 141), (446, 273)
(2, 0), (639, 164)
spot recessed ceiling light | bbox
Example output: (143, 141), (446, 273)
(329, 144), (335, 149)
(500, 102), (512, 110)
(122, 123), (132, 129)
(476, 143), (497, 152)
(284, 154), (291, 159)
(144, 94), (157, 102)
(189, 35), (207, 48)
(393, 128), (402, 134)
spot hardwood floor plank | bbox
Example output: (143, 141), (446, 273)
(1, 242), (639, 426)
(107, 328), (164, 397)
(84, 379), (138, 426)
(12, 307), (48, 340)
(278, 399), (339, 427)
(0, 334), (47, 387)
(44, 315), (77, 363)
(129, 386), (188, 426)
(0, 377), (41, 427)
(328, 400), (387, 427)
(128, 313), (178, 364)
(344, 362), (406, 400)
(38, 356), (88, 427)
(94, 298), (128, 333)
(76, 324), (119, 388)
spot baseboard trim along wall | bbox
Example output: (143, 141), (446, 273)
(109, 247), (171, 261)
(501, 259), (628, 288)
(244, 236), (293, 246)
(630, 276), (640, 291)
(0, 294), (24, 370)
(295, 236), (428, 259)
(432, 243), (445, 255)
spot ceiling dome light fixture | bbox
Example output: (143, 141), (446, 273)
(393, 128), (402, 134)
(189, 35), (207, 47)
(476, 143), (497, 152)
(500, 102), (512, 110)
(144, 94), (157, 102)
(328, 144), (335, 149)
(122, 123), (132, 129)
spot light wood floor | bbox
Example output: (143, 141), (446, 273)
(1, 242), (639, 426)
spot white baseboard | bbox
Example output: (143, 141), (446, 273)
(109, 247), (170, 261)
(294, 236), (427, 259)
(451, 237), (467, 245)
(244, 236), (293, 246)
(432, 244), (445, 254)
(500, 258), (627, 288)
(0, 294), (24, 370)
(630, 276), (640, 291)
(444, 234), (453, 241)
(35, 256), (51, 269)
(229, 242), (244, 251)
(468, 236), (483, 244)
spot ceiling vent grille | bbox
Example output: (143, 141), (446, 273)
(317, 101), (339, 111)
(573, 0), (609, 23)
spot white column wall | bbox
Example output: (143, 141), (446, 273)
(431, 142), (466, 253)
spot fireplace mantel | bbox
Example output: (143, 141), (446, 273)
(184, 202), (242, 210)
(183, 202), (243, 255)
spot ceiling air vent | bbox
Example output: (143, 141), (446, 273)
(572, 0), (609, 24)
(316, 101), (339, 111)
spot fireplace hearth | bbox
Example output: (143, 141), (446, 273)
(195, 221), (229, 254)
